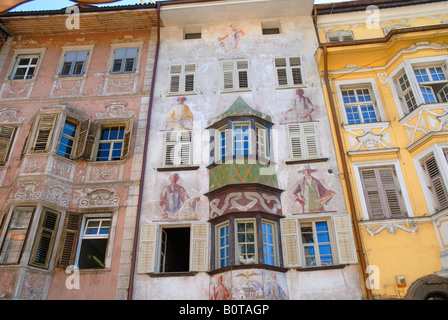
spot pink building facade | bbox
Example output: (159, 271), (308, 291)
(0, 5), (158, 300)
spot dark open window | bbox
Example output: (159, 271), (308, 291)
(159, 227), (190, 273)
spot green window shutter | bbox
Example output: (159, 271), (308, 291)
(138, 224), (158, 273)
(332, 214), (357, 264)
(281, 218), (301, 268)
(190, 223), (208, 272)
(56, 212), (81, 268)
(29, 209), (60, 269)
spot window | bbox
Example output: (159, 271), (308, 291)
(275, 57), (303, 87)
(0, 125), (16, 166)
(326, 30), (354, 43)
(159, 227), (190, 273)
(217, 223), (229, 268)
(223, 60), (249, 91)
(11, 54), (39, 80)
(184, 26), (202, 39)
(60, 50), (88, 77)
(300, 221), (333, 267)
(0, 207), (34, 265)
(77, 217), (111, 269)
(164, 130), (192, 166)
(360, 166), (407, 220)
(256, 124), (268, 159)
(96, 125), (125, 161)
(213, 216), (280, 270)
(422, 155), (448, 212)
(169, 64), (196, 95)
(217, 127), (227, 160)
(262, 21), (281, 35)
(413, 66), (448, 104)
(396, 72), (418, 114)
(29, 209), (60, 269)
(287, 122), (320, 160)
(341, 87), (379, 124)
(57, 118), (78, 159)
(111, 47), (138, 74)
(233, 123), (250, 156)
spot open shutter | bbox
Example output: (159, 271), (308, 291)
(20, 118), (35, 160)
(81, 122), (98, 161)
(32, 114), (57, 152)
(332, 214), (357, 264)
(0, 126), (16, 165)
(190, 223), (208, 272)
(281, 218), (301, 268)
(56, 212), (81, 268)
(73, 118), (90, 159)
(360, 169), (386, 220)
(120, 118), (133, 160)
(424, 156), (448, 211)
(29, 209), (60, 269)
(223, 61), (234, 90)
(138, 224), (158, 273)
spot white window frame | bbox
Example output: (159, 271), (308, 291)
(261, 219), (278, 266)
(274, 57), (304, 88)
(390, 57), (448, 118)
(232, 122), (251, 156)
(335, 79), (386, 125)
(168, 64), (196, 95)
(299, 219), (335, 267)
(163, 130), (192, 167)
(256, 124), (269, 159)
(107, 43), (143, 76)
(96, 124), (126, 162)
(414, 143), (448, 214)
(57, 46), (94, 78)
(287, 122), (321, 160)
(74, 213), (115, 270)
(234, 218), (257, 266)
(215, 221), (230, 269)
(222, 60), (250, 92)
(353, 160), (414, 221)
(7, 48), (46, 81)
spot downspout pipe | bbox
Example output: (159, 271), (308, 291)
(127, 1), (161, 301)
(313, 7), (373, 300)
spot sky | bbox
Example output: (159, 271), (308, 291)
(10, 0), (356, 12)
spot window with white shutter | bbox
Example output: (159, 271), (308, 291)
(275, 57), (303, 87)
(287, 122), (320, 160)
(360, 167), (407, 220)
(164, 130), (192, 166)
(281, 218), (301, 268)
(169, 64), (196, 95)
(423, 155), (448, 211)
(222, 60), (249, 91)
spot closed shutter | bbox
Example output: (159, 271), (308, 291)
(223, 61), (234, 90)
(56, 212), (81, 268)
(275, 58), (288, 86)
(32, 114), (58, 152)
(73, 118), (90, 159)
(190, 223), (208, 272)
(0, 125), (16, 165)
(288, 123), (319, 160)
(29, 209), (60, 269)
(169, 65), (182, 94)
(138, 224), (158, 273)
(120, 118), (133, 160)
(237, 60), (249, 89)
(184, 64), (196, 93)
(281, 218), (301, 268)
(290, 57), (303, 85)
(332, 215), (357, 264)
(424, 156), (448, 211)
(360, 167), (406, 220)
(164, 130), (191, 166)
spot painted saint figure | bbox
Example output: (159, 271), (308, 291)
(210, 275), (232, 300)
(218, 24), (245, 50)
(159, 173), (200, 220)
(283, 88), (317, 123)
(166, 96), (194, 130)
(291, 165), (335, 213)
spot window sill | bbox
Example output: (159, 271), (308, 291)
(157, 165), (200, 172)
(208, 264), (288, 276)
(295, 264), (349, 272)
(342, 121), (390, 131)
(147, 271), (198, 277)
(285, 157), (329, 165)
(275, 84), (307, 90)
(221, 88), (251, 94)
(166, 92), (197, 97)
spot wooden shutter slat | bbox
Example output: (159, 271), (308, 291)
(424, 156), (448, 210)
(281, 218), (301, 267)
(33, 114), (57, 152)
(29, 210), (60, 269)
(57, 212), (81, 268)
(332, 215), (357, 264)
(191, 223), (208, 272)
(121, 118), (133, 160)
(138, 224), (157, 273)
(73, 118), (90, 159)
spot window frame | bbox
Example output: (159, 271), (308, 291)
(168, 64), (197, 95)
(163, 130), (192, 167)
(56, 117), (79, 159)
(287, 122), (321, 160)
(274, 57), (304, 88)
(222, 60), (250, 92)
(96, 124), (126, 162)
(353, 161), (413, 221)
(0, 125), (17, 166)
(10, 54), (40, 80)
(57, 47), (92, 78)
(299, 219), (335, 268)
(107, 43), (142, 76)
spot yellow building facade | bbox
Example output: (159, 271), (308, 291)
(315, 0), (448, 299)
